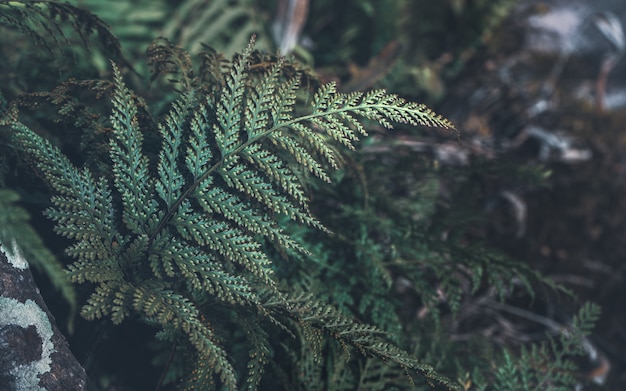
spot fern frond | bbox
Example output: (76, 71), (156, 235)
(245, 58), (283, 140)
(185, 98), (215, 179)
(156, 90), (195, 208)
(0, 1), (124, 60)
(252, 72), (337, 182)
(6, 37), (459, 389)
(214, 36), (254, 157)
(238, 314), (270, 391)
(570, 302), (601, 337)
(182, 352), (217, 391)
(241, 143), (309, 209)
(81, 280), (125, 321)
(218, 158), (325, 231)
(272, 291), (463, 391)
(303, 83), (456, 151)
(132, 284), (238, 389)
(194, 181), (307, 254)
(173, 199), (275, 285)
(269, 131), (333, 182)
(150, 234), (253, 305)
(478, 303), (601, 390)
(263, 81), (455, 182)
(268, 75), (300, 127)
(9, 122), (122, 263)
(66, 257), (122, 284)
(110, 63), (160, 236)
(147, 231), (178, 278)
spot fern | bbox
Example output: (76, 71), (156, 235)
(272, 121), (591, 391)
(3, 36), (459, 389)
(66, 0), (274, 58)
(478, 303), (601, 390)
(0, 0), (123, 61)
(275, 329), (413, 391)
(160, 0), (273, 56)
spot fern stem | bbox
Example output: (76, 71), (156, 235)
(154, 341), (178, 391)
(149, 100), (450, 247)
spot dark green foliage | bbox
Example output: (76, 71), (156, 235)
(307, 0), (516, 100)
(297, 148), (551, 321)
(476, 303), (601, 391)
(2, 31), (460, 388)
(67, 0), (273, 57)
(0, 2), (603, 390)
(160, 0), (272, 57)
(0, 0), (123, 61)
(270, 113), (602, 389)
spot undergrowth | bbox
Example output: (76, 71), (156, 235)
(0, 1), (599, 390)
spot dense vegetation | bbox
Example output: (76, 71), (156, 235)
(0, 1), (604, 390)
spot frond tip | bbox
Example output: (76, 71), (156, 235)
(305, 83), (456, 150)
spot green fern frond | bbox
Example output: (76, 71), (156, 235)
(214, 37), (254, 157)
(241, 143), (310, 208)
(184, 99), (215, 179)
(110, 63), (161, 236)
(238, 314), (270, 391)
(7, 37), (458, 389)
(132, 284), (238, 389)
(245, 57), (283, 140)
(271, 291), (462, 391)
(156, 90), (195, 208)
(306, 83), (456, 149)
(269, 75), (300, 127)
(270, 130), (334, 182)
(8, 123), (123, 272)
(218, 158), (325, 231)
(81, 281), (125, 321)
(195, 184), (307, 254)
(182, 352), (217, 391)
(150, 235), (253, 305)
(571, 302), (601, 336)
(67, 258), (122, 284)
(477, 303), (601, 390)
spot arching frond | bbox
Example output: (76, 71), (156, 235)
(7, 38), (458, 390)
